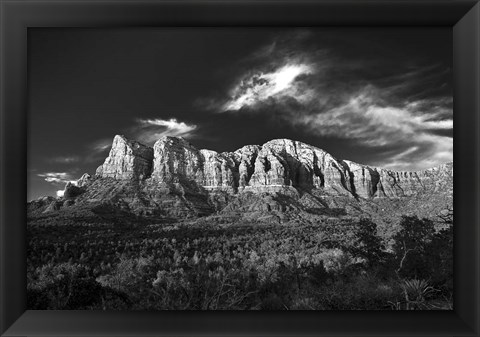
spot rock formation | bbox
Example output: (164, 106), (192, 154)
(28, 135), (452, 222)
(76, 173), (92, 187)
(93, 135), (453, 200)
(96, 135), (153, 180)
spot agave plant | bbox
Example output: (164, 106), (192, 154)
(402, 279), (437, 309)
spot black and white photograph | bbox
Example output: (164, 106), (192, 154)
(26, 28), (453, 310)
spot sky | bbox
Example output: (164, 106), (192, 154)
(27, 28), (453, 200)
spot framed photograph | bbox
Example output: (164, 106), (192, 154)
(1, 0), (479, 336)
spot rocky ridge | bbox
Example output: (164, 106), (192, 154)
(95, 135), (452, 199)
(29, 135), (453, 227)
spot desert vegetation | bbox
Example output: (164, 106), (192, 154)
(27, 209), (453, 310)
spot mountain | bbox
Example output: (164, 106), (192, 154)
(28, 135), (453, 236)
(95, 135), (452, 197)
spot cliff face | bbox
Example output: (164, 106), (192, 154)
(95, 136), (453, 200)
(96, 135), (153, 180)
(150, 137), (237, 192)
(29, 135), (452, 223)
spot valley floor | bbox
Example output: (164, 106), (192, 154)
(27, 212), (453, 310)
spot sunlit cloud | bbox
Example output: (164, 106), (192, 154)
(297, 91), (452, 145)
(133, 118), (198, 145)
(56, 190), (65, 197)
(37, 172), (77, 185)
(222, 63), (315, 111)
(294, 90), (452, 170)
(203, 30), (453, 171)
(376, 135), (452, 171)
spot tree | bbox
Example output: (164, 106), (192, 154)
(351, 218), (384, 267)
(393, 216), (435, 279)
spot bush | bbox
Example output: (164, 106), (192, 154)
(27, 262), (104, 309)
(96, 256), (152, 292)
(313, 273), (402, 310)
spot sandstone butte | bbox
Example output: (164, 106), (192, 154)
(93, 135), (452, 199)
(30, 135), (453, 221)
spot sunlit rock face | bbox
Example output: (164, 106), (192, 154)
(198, 149), (237, 192)
(149, 137), (237, 192)
(234, 145), (261, 189)
(151, 136), (203, 184)
(376, 162), (453, 198)
(96, 135), (153, 180)
(76, 173), (92, 187)
(31, 134), (452, 220)
(94, 135), (452, 200)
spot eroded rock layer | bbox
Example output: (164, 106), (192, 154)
(96, 135), (153, 180)
(94, 136), (453, 200)
(28, 135), (452, 226)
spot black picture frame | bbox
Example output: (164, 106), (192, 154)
(1, 0), (479, 336)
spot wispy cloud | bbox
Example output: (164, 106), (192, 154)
(133, 118), (198, 145)
(296, 91), (452, 145)
(85, 118), (198, 163)
(50, 156), (81, 164)
(222, 63), (316, 111)
(37, 172), (76, 185)
(295, 90), (452, 170)
(82, 138), (115, 164)
(203, 31), (452, 171)
(91, 139), (113, 153)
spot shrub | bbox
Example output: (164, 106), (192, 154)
(402, 279), (436, 302)
(96, 256), (152, 292)
(313, 274), (402, 310)
(311, 248), (354, 274)
(27, 262), (103, 309)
